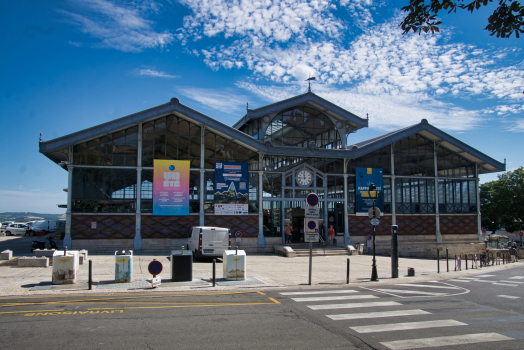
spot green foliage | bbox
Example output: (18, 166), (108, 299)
(400, 0), (524, 38)
(480, 167), (524, 233)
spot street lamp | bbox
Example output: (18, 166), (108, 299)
(369, 183), (379, 281)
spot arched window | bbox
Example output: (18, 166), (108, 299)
(264, 106), (341, 149)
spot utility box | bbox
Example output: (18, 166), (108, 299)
(115, 250), (133, 283)
(171, 249), (193, 282)
(52, 250), (79, 284)
(223, 250), (246, 280)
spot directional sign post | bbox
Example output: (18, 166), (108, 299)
(235, 231), (242, 243)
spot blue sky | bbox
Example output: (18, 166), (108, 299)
(1, 0), (522, 214)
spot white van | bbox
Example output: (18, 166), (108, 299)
(29, 220), (57, 233)
(187, 226), (231, 260)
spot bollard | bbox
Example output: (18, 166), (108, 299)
(212, 259), (216, 287)
(455, 255), (457, 271)
(465, 254), (468, 270)
(346, 258), (350, 284)
(446, 248), (449, 272)
(88, 259), (92, 290)
(64, 246), (67, 256)
(503, 253), (505, 265)
(437, 248), (440, 273)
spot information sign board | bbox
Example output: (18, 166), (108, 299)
(305, 207), (320, 217)
(370, 218), (380, 226)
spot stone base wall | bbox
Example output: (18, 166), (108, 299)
(350, 234), (484, 258)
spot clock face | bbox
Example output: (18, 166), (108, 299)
(296, 169), (313, 186)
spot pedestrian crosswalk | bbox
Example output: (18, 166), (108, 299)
(279, 283), (519, 349)
(449, 274), (524, 287)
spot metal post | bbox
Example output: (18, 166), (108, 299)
(437, 248), (440, 273)
(391, 225), (398, 278)
(212, 259), (216, 287)
(371, 200), (378, 281)
(308, 241), (313, 285)
(446, 248), (449, 272)
(346, 258), (350, 284)
(88, 259), (92, 290)
(455, 255), (457, 271)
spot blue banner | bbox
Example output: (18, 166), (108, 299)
(214, 162), (249, 215)
(356, 167), (383, 214)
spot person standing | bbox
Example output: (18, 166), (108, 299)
(328, 224), (335, 245)
(320, 222), (327, 244)
(285, 221), (293, 246)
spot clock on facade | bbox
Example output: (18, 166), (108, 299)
(296, 169), (313, 186)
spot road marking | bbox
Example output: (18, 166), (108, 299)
(309, 301), (400, 310)
(448, 279), (470, 282)
(497, 295), (521, 299)
(381, 332), (513, 350)
(493, 283), (518, 287)
(0, 309), (65, 315)
(508, 276), (524, 279)
(327, 309), (429, 320)
(292, 295), (375, 302)
(350, 319), (465, 333)
(280, 290), (358, 296)
(24, 310), (124, 317)
(499, 280), (524, 284)
(374, 289), (448, 296)
(476, 275), (496, 277)
(396, 284), (461, 290)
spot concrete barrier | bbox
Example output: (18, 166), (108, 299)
(32, 249), (56, 258)
(1, 250), (13, 260)
(79, 249), (88, 265)
(346, 245), (357, 255)
(18, 256), (49, 268)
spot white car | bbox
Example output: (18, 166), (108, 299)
(1, 221), (15, 232)
(4, 223), (29, 236)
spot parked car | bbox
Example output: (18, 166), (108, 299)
(4, 223), (29, 236)
(187, 226), (231, 260)
(1, 221), (15, 233)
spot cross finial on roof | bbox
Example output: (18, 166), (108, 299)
(247, 102), (249, 110)
(367, 113), (369, 120)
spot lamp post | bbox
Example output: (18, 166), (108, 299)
(369, 183), (379, 281)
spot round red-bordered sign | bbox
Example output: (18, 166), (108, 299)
(235, 231), (242, 238)
(148, 260), (163, 276)
(306, 193), (319, 207)
(307, 220), (317, 230)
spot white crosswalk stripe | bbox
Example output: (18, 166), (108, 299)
(308, 301), (400, 310)
(508, 276), (524, 279)
(395, 283), (461, 290)
(280, 290), (358, 296)
(373, 289), (448, 296)
(497, 295), (520, 299)
(500, 280), (524, 284)
(350, 319), (465, 333)
(327, 309), (429, 320)
(292, 295), (378, 302)
(380, 332), (514, 350)
(493, 282), (518, 287)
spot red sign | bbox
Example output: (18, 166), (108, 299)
(235, 231), (242, 238)
(520, 231), (523, 237)
(148, 260), (163, 276)
(306, 193), (319, 207)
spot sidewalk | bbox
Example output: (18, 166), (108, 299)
(1, 249), (522, 296)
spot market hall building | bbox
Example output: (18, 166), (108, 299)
(39, 92), (505, 257)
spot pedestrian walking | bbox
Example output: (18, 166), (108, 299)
(320, 222), (327, 244)
(285, 221), (293, 246)
(328, 224), (335, 246)
(510, 244), (516, 262)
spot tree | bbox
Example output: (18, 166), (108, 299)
(400, 0), (524, 38)
(480, 167), (524, 233)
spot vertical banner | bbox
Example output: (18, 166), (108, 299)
(153, 160), (190, 216)
(214, 162), (249, 215)
(356, 167), (383, 214)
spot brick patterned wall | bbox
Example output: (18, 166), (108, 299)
(141, 215), (199, 239)
(396, 216), (436, 235)
(348, 216), (392, 236)
(440, 215), (478, 235)
(71, 215), (135, 239)
(205, 215), (259, 237)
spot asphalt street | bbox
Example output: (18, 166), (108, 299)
(2, 266), (524, 349)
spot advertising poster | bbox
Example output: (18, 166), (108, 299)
(153, 160), (190, 216)
(356, 167), (383, 215)
(214, 162), (248, 215)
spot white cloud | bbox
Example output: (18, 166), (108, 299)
(238, 81), (482, 131)
(133, 68), (179, 78)
(58, 0), (174, 52)
(177, 88), (249, 113)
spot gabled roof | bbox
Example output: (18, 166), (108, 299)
(233, 91), (368, 132)
(347, 119), (505, 174)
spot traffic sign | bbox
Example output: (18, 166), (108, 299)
(482, 229), (487, 234)
(367, 234), (372, 241)
(368, 207), (381, 218)
(370, 218), (380, 226)
(235, 231), (242, 238)
(306, 193), (319, 207)
(148, 259), (163, 276)
(520, 231), (523, 237)
(305, 206), (320, 217)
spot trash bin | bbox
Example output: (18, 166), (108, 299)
(171, 249), (193, 282)
(223, 250), (246, 280)
(408, 267), (415, 276)
(52, 250), (79, 284)
(115, 250), (133, 283)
